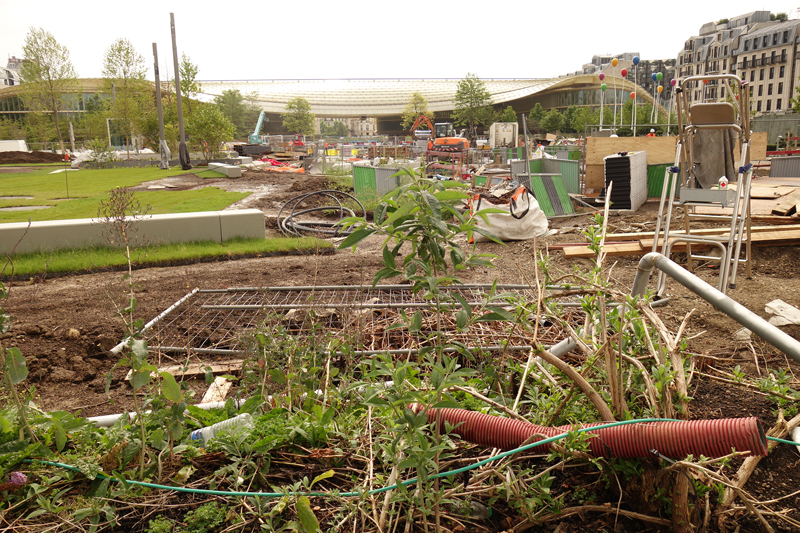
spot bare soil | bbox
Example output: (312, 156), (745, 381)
(3, 164), (800, 531)
(0, 151), (68, 165)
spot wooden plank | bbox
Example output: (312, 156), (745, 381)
(566, 229), (800, 258)
(563, 242), (645, 258)
(605, 224), (800, 242)
(771, 189), (800, 216)
(640, 229), (800, 248)
(201, 376), (232, 403)
(752, 215), (800, 224)
(125, 359), (243, 382)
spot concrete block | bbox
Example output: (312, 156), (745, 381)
(209, 162), (243, 178)
(0, 210), (266, 255)
(138, 212), (224, 245)
(219, 209), (265, 241)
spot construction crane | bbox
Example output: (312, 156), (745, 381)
(248, 111), (269, 144)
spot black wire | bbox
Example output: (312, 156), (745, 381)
(650, 449), (702, 533)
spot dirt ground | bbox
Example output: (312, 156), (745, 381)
(3, 162), (800, 530)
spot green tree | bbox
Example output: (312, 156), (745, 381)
(187, 104), (236, 163)
(333, 121), (349, 137)
(540, 109), (565, 133)
(321, 121), (349, 137)
(214, 89), (248, 137)
(138, 95), (179, 152)
(528, 103), (546, 133)
(179, 53), (202, 119)
(102, 38), (150, 159)
(76, 95), (111, 143)
(530, 103), (546, 123)
(771, 12), (788, 21)
(791, 83), (800, 114)
(282, 97), (315, 136)
(452, 73), (493, 140)
(19, 27), (79, 155)
(0, 118), (26, 141)
(562, 105), (577, 133)
(498, 106), (517, 123)
(400, 91), (434, 131)
(570, 107), (594, 134)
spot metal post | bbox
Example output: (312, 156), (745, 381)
(170, 13), (191, 170)
(152, 43), (171, 170)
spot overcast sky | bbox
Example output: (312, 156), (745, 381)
(2, 1), (799, 82)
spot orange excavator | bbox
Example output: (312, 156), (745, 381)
(410, 115), (469, 152)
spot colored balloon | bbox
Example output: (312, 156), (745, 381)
(633, 56), (640, 65)
(670, 79), (677, 86)
(621, 68), (628, 77)
(651, 73), (658, 81)
(657, 85), (663, 93)
(630, 92), (636, 99)
(656, 72), (663, 81)
(612, 58), (618, 67)
(601, 83), (607, 91)
(599, 73), (605, 81)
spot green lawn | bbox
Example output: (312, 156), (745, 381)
(0, 166), (337, 276)
(0, 166), (240, 223)
(2, 237), (333, 278)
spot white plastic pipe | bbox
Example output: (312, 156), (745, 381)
(88, 398), (244, 427)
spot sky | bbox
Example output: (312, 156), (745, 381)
(2, 0), (800, 83)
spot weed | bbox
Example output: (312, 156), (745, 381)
(182, 502), (226, 533)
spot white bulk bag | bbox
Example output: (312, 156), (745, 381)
(470, 186), (549, 242)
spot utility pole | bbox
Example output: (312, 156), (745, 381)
(152, 43), (171, 169)
(170, 13), (191, 170)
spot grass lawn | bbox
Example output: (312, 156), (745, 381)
(2, 237), (333, 278)
(0, 166), (338, 276)
(0, 166), (237, 223)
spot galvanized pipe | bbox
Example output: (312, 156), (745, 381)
(633, 252), (800, 362)
(110, 288), (200, 354)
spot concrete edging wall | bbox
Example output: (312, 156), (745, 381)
(0, 209), (265, 255)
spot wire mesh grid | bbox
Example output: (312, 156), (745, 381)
(140, 284), (580, 357)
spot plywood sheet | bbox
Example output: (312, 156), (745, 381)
(585, 164), (605, 190)
(586, 137), (678, 166)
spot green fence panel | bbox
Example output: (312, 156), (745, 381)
(528, 159), (544, 174)
(528, 174), (574, 217)
(647, 163), (675, 197)
(558, 160), (580, 194)
(352, 165), (377, 197)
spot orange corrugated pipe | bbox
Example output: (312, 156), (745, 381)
(412, 406), (767, 458)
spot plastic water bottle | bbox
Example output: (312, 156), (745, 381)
(190, 413), (254, 445)
(718, 176), (729, 189)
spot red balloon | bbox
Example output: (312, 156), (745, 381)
(630, 92), (636, 99)
(621, 68), (628, 77)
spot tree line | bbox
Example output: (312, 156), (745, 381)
(0, 28), (320, 161)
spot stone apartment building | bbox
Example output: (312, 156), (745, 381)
(676, 11), (800, 116)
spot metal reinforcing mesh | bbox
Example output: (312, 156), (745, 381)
(137, 285), (579, 358)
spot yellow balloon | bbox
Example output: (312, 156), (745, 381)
(611, 58), (619, 67)
(657, 85), (663, 93)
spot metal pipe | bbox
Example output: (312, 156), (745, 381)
(633, 252), (800, 362)
(110, 288), (199, 354)
(197, 284), (540, 292)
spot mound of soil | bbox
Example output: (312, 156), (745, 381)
(0, 151), (69, 164)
